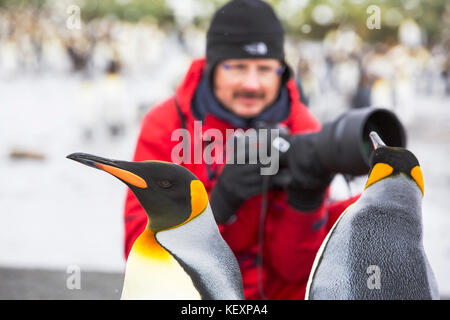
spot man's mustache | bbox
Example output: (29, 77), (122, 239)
(233, 91), (265, 99)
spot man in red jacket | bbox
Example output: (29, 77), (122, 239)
(124, 0), (358, 300)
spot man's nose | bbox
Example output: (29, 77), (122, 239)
(241, 69), (261, 91)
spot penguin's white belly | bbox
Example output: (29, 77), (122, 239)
(121, 236), (201, 300)
(121, 250), (201, 300)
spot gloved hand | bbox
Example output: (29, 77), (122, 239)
(285, 133), (334, 212)
(210, 162), (264, 224)
(209, 133), (267, 224)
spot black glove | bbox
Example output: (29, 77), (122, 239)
(209, 133), (268, 224)
(210, 162), (264, 223)
(285, 133), (334, 212)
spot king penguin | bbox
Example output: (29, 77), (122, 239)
(67, 152), (245, 300)
(305, 132), (439, 300)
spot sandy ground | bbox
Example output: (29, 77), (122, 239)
(0, 74), (449, 299)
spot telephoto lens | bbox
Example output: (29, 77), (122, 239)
(315, 107), (406, 176)
(269, 107), (407, 185)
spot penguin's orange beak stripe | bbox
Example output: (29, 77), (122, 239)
(365, 163), (393, 190)
(411, 165), (424, 196)
(95, 163), (148, 189)
(190, 180), (208, 219)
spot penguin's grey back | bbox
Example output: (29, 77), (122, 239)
(156, 204), (244, 300)
(307, 176), (439, 300)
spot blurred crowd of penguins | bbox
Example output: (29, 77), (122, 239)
(1, 7), (450, 142)
(295, 22), (450, 125)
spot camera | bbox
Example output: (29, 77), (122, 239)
(311, 107), (406, 175)
(256, 107), (407, 187)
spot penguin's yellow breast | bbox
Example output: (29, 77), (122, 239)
(121, 229), (201, 300)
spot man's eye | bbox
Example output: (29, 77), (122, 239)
(231, 64), (247, 70)
(157, 180), (172, 188)
(258, 66), (272, 72)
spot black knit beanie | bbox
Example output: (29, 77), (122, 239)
(206, 0), (285, 72)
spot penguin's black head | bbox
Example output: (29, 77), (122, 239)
(67, 153), (209, 232)
(365, 132), (424, 195)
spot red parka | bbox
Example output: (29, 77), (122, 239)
(124, 58), (359, 300)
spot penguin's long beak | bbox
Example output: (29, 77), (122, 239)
(67, 152), (148, 188)
(369, 131), (386, 150)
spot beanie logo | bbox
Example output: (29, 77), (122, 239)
(243, 42), (268, 55)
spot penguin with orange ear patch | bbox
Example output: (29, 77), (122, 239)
(67, 153), (244, 300)
(305, 132), (439, 300)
